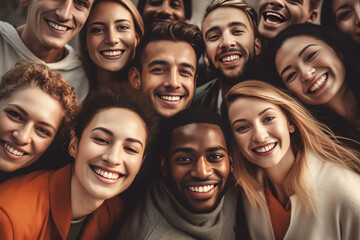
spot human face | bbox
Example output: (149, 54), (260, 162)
(142, 0), (187, 26)
(163, 123), (231, 213)
(228, 97), (294, 169)
(202, 7), (260, 81)
(70, 108), (146, 201)
(135, 40), (197, 118)
(86, 1), (139, 72)
(0, 87), (64, 172)
(257, 0), (317, 39)
(333, 0), (360, 45)
(21, 0), (93, 50)
(275, 35), (346, 106)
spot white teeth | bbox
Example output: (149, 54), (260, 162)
(188, 185), (215, 193)
(254, 143), (276, 153)
(160, 95), (181, 101)
(94, 167), (120, 180)
(102, 50), (123, 56)
(221, 54), (240, 62)
(309, 74), (327, 93)
(264, 12), (284, 24)
(4, 142), (25, 156)
(47, 20), (67, 31)
(266, 12), (282, 19)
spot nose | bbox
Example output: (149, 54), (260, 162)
(267, 0), (285, 9)
(163, 69), (181, 89)
(190, 156), (213, 179)
(157, 2), (172, 17)
(251, 123), (269, 143)
(13, 124), (32, 145)
(300, 65), (315, 82)
(102, 145), (123, 166)
(219, 31), (236, 49)
(105, 28), (119, 45)
(55, 0), (73, 21)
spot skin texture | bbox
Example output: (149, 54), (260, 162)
(0, 87), (64, 172)
(86, 1), (139, 73)
(142, 0), (187, 26)
(275, 35), (346, 106)
(129, 40), (197, 118)
(257, 0), (318, 39)
(69, 107), (146, 218)
(228, 97), (295, 170)
(333, 0), (360, 44)
(161, 123), (231, 213)
(18, 0), (94, 63)
(202, 7), (261, 82)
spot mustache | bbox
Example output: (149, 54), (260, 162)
(154, 89), (189, 97)
(215, 48), (247, 62)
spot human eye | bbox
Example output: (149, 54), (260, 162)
(305, 50), (318, 62)
(263, 116), (275, 122)
(233, 124), (249, 133)
(232, 28), (244, 35)
(124, 145), (139, 154)
(91, 136), (109, 144)
(208, 153), (224, 163)
(207, 33), (220, 41)
(117, 24), (130, 31)
(148, 0), (162, 6)
(150, 67), (167, 74)
(74, 0), (89, 8)
(35, 127), (51, 137)
(337, 10), (352, 21)
(179, 69), (193, 77)
(89, 27), (104, 34)
(5, 109), (23, 122)
(288, 0), (303, 5)
(176, 156), (192, 165)
(285, 71), (297, 83)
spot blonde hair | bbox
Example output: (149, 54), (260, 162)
(223, 80), (360, 211)
(79, 0), (144, 91)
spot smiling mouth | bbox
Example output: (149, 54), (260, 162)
(100, 50), (124, 57)
(308, 73), (328, 93)
(91, 166), (122, 180)
(253, 143), (277, 154)
(4, 142), (26, 156)
(159, 95), (183, 102)
(46, 20), (70, 32)
(263, 11), (286, 25)
(188, 185), (215, 193)
(220, 54), (241, 63)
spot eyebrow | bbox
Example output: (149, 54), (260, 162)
(148, 60), (195, 72)
(171, 147), (193, 155)
(92, 127), (144, 147)
(231, 107), (274, 126)
(126, 138), (144, 148)
(207, 146), (227, 153)
(89, 19), (131, 26)
(280, 44), (317, 78)
(204, 21), (248, 39)
(9, 104), (57, 131)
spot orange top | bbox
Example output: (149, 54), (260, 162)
(265, 184), (291, 240)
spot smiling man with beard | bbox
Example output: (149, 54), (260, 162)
(116, 106), (244, 240)
(193, 0), (261, 113)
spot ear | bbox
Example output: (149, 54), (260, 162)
(128, 66), (141, 89)
(68, 134), (79, 159)
(305, 9), (318, 23)
(20, 0), (30, 7)
(288, 122), (295, 133)
(160, 156), (168, 176)
(229, 154), (234, 173)
(135, 33), (140, 48)
(254, 37), (262, 56)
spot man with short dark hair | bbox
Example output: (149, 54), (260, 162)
(193, 0), (261, 112)
(0, 0), (94, 101)
(117, 106), (239, 239)
(128, 21), (204, 118)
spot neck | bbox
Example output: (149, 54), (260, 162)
(70, 166), (104, 220)
(17, 24), (65, 63)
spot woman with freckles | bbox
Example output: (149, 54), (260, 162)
(270, 23), (360, 142)
(223, 80), (360, 240)
(0, 61), (78, 182)
(0, 88), (158, 239)
(79, 0), (144, 92)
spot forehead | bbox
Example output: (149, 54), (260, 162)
(202, 7), (254, 33)
(141, 40), (197, 67)
(88, 1), (132, 21)
(170, 123), (226, 149)
(278, 35), (327, 56)
(145, 0), (185, 8)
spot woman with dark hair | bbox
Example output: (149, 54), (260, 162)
(270, 23), (360, 142)
(0, 87), (158, 239)
(79, 0), (144, 92)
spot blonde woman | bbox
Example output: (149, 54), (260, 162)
(223, 80), (360, 240)
(79, 0), (144, 91)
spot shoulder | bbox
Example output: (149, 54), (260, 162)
(195, 79), (218, 96)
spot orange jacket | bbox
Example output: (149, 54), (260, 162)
(0, 164), (123, 239)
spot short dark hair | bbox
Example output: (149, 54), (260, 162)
(137, 0), (192, 20)
(160, 106), (232, 159)
(74, 82), (159, 154)
(132, 21), (204, 72)
(203, 0), (259, 37)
